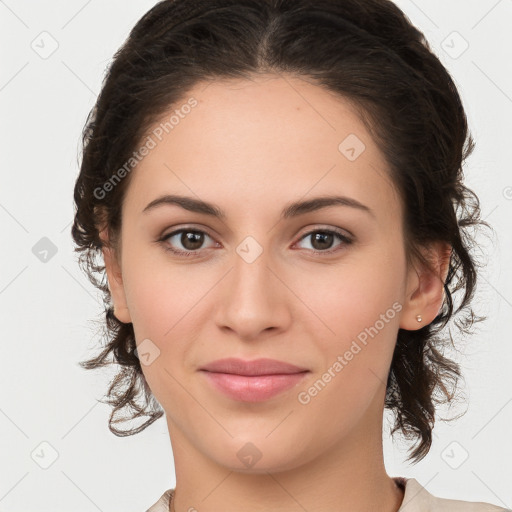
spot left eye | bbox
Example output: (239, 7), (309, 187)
(295, 229), (353, 253)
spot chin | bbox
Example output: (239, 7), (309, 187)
(203, 436), (311, 474)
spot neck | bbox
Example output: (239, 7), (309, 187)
(166, 390), (404, 512)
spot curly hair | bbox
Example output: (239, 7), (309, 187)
(71, 0), (489, 463)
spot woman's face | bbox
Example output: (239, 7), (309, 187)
(104, 74), (433, 472)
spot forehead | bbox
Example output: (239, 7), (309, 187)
(125, 74), (401, 222)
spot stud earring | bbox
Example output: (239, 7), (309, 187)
(416, 314), (422, 323)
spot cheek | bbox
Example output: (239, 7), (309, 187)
(121, 251), (214, 391)
(121, 243), (206, 338)
(290, 254), (404, 429)
(297, 245), (405, 342)
(124, 270), (172, 340)
(122, 261), (202, 410)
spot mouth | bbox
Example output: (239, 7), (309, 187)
(199, 358), (310, 402)
(199, 371), (309, 402)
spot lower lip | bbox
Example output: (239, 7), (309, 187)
(200, 371), (309, 402)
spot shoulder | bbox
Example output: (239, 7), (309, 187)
(144, 483), (510, 512)
(398, 477), (510, 512)
(145, 489), (174, 512)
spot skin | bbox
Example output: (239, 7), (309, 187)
(101, 73), (450, 512)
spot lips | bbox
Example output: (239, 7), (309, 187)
(199, 358), (310, 402)
(199, 357), (308, 376)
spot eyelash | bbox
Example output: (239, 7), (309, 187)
(157, 227), (354, 258)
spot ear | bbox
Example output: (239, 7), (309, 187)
(399, 241), (451, 330)
(99, 227), (132, 324)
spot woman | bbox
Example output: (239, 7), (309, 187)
(71, 0), (508, 510)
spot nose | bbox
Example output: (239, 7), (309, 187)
(213, 245), (292, 341)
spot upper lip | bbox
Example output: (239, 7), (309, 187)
(199, 358), (309, 376)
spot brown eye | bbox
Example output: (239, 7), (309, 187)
(296, 229), (353, 254)
(178, 231), (205, 251)
(160, 229), (216, 256)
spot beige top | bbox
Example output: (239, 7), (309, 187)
(145, 477), (510, 512)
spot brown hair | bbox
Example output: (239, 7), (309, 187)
(72, 0), (489, 463)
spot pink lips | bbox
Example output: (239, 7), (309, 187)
(199, 357), (310, 402)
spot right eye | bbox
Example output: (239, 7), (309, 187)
(159, 228), (218, 257)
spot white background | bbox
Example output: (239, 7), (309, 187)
(1, 0), (511, 510)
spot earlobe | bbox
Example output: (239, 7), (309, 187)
(100, 232), (132, 324)
(399, 242), (451, 331)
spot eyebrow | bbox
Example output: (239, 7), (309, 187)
(142, 194), (374, 219)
